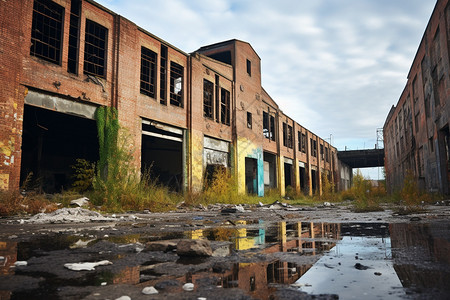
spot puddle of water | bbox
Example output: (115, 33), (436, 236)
(0, 221), (449, 299)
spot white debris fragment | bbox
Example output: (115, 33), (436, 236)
(101, 282), (107, 286)
(142, 286), (158, 295)
(26, 208), (112, 224)
(64, 260), (112, 271)
(183, 283), (194, 291)
(115, 296), (131, 300)
(70, 197), (90, 207)
(14, 261), (27, 267)
(70, 239), (95, 249)
(235, 204), (245, 212)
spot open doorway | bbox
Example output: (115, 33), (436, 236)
(284, 162), (293, 190)
(245, 157), (257, 194)
(311, 169), (317, 194)
(141, 121), (183, 192)
(299, 164), (307, 194)
(263, 152), (277, 190)
(20, 104), (99, 193)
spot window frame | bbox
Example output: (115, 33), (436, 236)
(140, 46), (158, 98)
(83, 19), (108, 78)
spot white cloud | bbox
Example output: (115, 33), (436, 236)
(97, 0), (436, 151)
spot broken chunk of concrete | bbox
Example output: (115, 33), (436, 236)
(145, 240), (179, 252)
(70, 197), (89, 207)
(142, 286), (158, 295)
(64, 260), (112, 271)
(177, 239), (212, 257)
(182, 283), (194, 291)
(14, 261), (27, 267)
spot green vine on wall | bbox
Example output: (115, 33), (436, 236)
(95, 106), (119, 180)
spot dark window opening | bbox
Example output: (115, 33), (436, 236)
(207, 51), (232, 65)
(203, 79), (214, 119)
(215, 75), (220, 122)
(169, 62), (184, 107)
(301, 133), (307, 153)
(221, 88), (230, 125)
(311, 138), (317, 157)
(299, 166), (307, 193)
(30, 0), (64, 65)
(20, 105), (99, 193)
(160, 45), (168, 105)
(320, 144), (324, 160)
(298, 132), (301, 151)
(67, 0), (81, 74)
(246, 59), (251, 76)
(84, 19), (107, 78)
(325, 147), (329, 162)
(284, 163), (293, 188)
(283, 123), (293, 148)
(247, 112), (252, 129)
(140, 47), (157, 98)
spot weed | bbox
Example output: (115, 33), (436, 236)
(71, 159), (95, 193)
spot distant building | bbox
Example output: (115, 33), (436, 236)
(383, 0), (449, 195)
(0, 0), (346, 196)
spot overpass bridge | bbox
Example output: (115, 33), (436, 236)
(337, 148), (385, 169)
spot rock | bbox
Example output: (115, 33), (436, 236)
(115, 296), (131, 300)
(374, 272), (382, 276)
(146, 240), (178, 252)
(410, 216), (421, 221)
(354, 263), (370, 270)
(221, 208), (237, 214)
(177, 239), (213, 257)
(26, 208), (111, 224)
(323, 202), (334, 207)
(70, 197), (89, 207)
(64, 260), (112, 271)
(142, 286), (158, 295)
(235, 204), (245, 212)
(211, 242), (232, 257)
(155, 280), (181, 290)
(14, 261), (27, 267)
(183, 283), (194, 291)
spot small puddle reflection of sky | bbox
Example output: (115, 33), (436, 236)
(296, 236), (404, 299)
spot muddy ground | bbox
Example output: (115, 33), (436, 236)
(1, 202), (450, 300)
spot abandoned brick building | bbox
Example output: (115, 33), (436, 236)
(384, 0), (450, 195)
(0, 0), (342, 197)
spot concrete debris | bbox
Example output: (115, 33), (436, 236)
(70, 197), (90, 207)
(142, 286), (158, 295)
(354, 263), (370, 270)
(177, 239), (213, 257)
(183, 283), (194, 291)
(64, 260), (112, 271)
(323, 202), (334, 207)
(263, 200), (292, 210)
(235, 204), (245, 212)
(115, 296), (131, 300)
(26, 208), (112, 224)
(146, 240), (178, 252)
(69, 239), (95, 249)
(14, 261), (27, 267)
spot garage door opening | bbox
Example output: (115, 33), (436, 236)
(20, 104), (99, 193)
(141, 121), (183, 192)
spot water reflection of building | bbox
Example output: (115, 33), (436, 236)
(0, 241), (18, 300)
(172, 221), (341, 299)
(390, 223), (450, 294)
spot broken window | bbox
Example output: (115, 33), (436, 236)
(215, 75), (220, 122)
(301, 133), (307, 153)
(298, 131), (301, 151)
(325, 147), (329, 162)
(220, 88), (230, 125)
(263, 112), (275, 140)
(320, 144), (324, 160)
(311, 138), (317, 157)
(247, 112), (252, 129)
(84, 19), (107, 78)
(246, 59), (251, 76)
(270, 115), (275, 141)
(140, 47), (157, 98)
(160, 45), (168, 105)
(30, 0), (64, 65)
(67, 0), (81, 74)
(283, 123), (293, 149)
(169, 61), (183, 107)
(203, 79), (214, 119)
(263, 112), (269, 138)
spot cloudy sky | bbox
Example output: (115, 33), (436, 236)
(96, 0), (436, 178)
